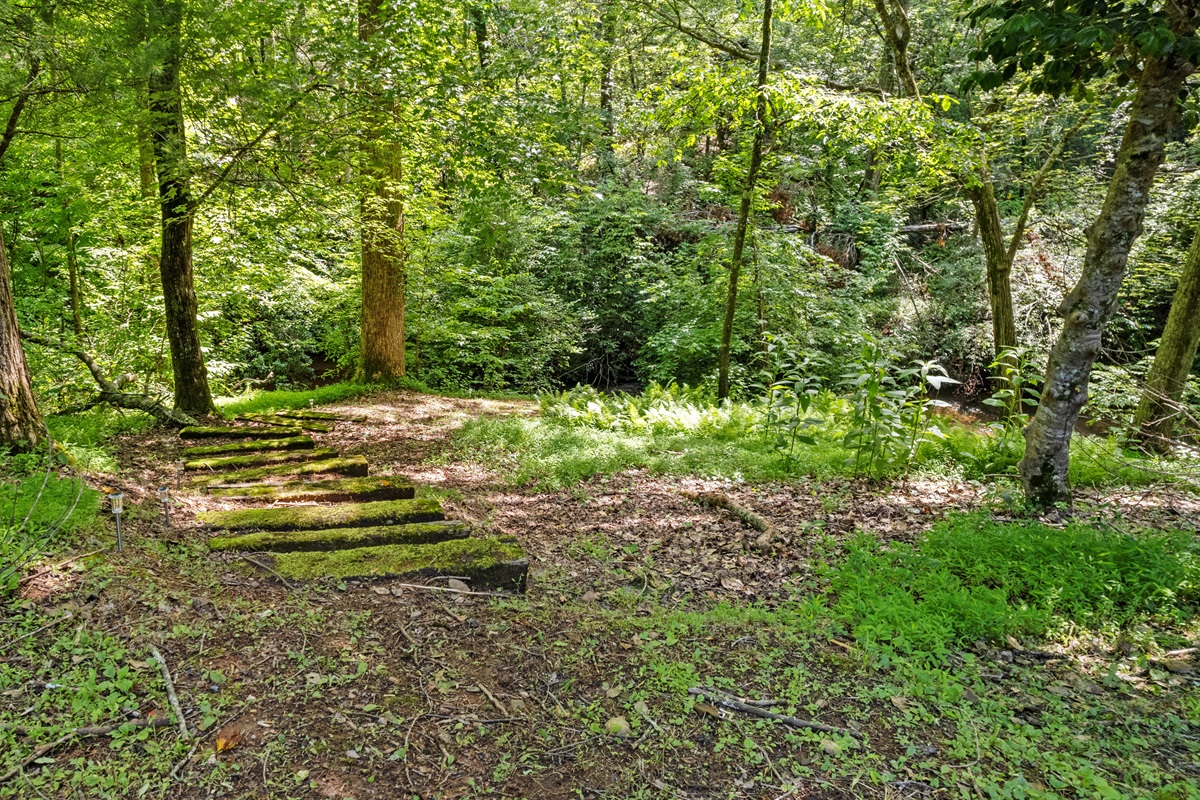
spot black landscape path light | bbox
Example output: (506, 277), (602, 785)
(109, 490), (125, 552)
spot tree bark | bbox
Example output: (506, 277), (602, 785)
(872, 0), (918, 100)
(1133, 219), (1200, 447)
(717, 0), (771, 399)
(965, 181), (1017, 358)
(1019, 53), (1194, 507)
(599, 1), (617, 151)
(356, 0), (406, 382)
(0, 227), (45, 452)
(147, 0), (215, 415)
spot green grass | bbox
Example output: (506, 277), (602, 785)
(1, 471), (101, 590)
(825, 512), (1200, 662)
(217, 381), (375, 416)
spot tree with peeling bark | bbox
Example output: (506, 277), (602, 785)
(969, 0), (1200, 506)
(1133, 218), (1200, 447)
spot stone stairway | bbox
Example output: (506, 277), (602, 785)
(181, 412), (527, 591)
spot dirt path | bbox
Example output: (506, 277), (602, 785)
(10, 390), (1198, 800)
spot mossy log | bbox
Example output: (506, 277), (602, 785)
(181, 436), (315, 458)
(180, 425), (298, 440)
(185, 446), (337, 472)
(197, 497), (443, 531)
(194, 455), (368, 485)
(235, 413), (333, 432)
(208, 520), (468, 553)
(267, 536), (528, 590)
(276, 410), (368, 423)
(206, 476), (415, 503)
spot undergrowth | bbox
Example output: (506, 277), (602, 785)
(825, 512), (1200, 663)
(451, 384), (1186, 490)
(217, 381), (375, 416)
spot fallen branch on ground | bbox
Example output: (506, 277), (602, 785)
(0, 717), (170, 784)
(19, 331), (196, 427)
(679, 490), (778, 542)
(148, 646), (190, 740)
(688, 687), (864, 740)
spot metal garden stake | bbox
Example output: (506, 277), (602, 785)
(110, 491), (125, 552)
(157, 485), (170, 526)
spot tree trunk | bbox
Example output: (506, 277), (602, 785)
(599, 1), (617, 150)
(717, 0), (772, 399)
(468, 4), (489, 72)
(873, 0), (918, 100)
(1019, 54), (1193, 507)
(965, 182), (1017, 357)
(1133, 219), (1200, 447)
(56, 141), (83, 337)
(137, 86), (157, 200)
(147, 0), (215, 416)
(0, 226), (45, 452)
(357, 0), (406, 382)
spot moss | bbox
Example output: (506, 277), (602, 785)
(185, 447), (338, 471)
(208, 520), (468, 552)
(180, 425), (298, 440)
(206, 476), (415, 503)
(276, 410), (368, 423)
(235, 413), (333, 432)
(269, 536), (528, 590)
(197, 455), (368, 486)
(197, 497), (444, 531)
(181, 436), (315, 457)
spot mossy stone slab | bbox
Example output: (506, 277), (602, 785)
(185, 447), (338, 472)
(208, 520), (468, 553)
(276, 410), (368, 423)
(181, 436), (315, 458)
(268, 536), (528, 590)
(195, 455), (368, 485)
(235, 413), (333, 433)
(180, 425), (298, 440)
(206, 476), (415, 503)
(197, 497), (443, 532)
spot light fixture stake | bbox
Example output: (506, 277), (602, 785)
(110, 491), (125, 552)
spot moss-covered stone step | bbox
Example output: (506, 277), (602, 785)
(208, 520), (468, 553)
(185, 447), (338, 472)
(276, 410), (368, 423)
(180, 425), (298, 440)
(266, 536), (528, 590)
(181, 436), (315, 458)
(195, 455), (368, 486)
(197, 497), (443, 532)
(206, 476), (415, 503)
(234, 413), (334, 433)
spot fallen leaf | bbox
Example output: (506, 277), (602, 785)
(890, 695), (909, 711)
(605, 685), (622, 699)
(820, 738), (841, 756)
(1046, 685), (1072, 697)
(215, 727), (241, 753)
(720, 576), (745, 591)
(694, 703), (722, 719)
(447, 579), (470, 592)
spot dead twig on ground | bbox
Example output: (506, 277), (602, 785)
(237, 554), (298, 591)
(18, 549), (104, 585)
(385, 582), (511, 598)
(0, 717), (171, 784)
(679, 490), (779, 543)
(148, 646), (190, 740)
(688, 687), (863, 739)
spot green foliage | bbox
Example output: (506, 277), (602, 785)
(0, 466), (100, 592)
(826, 512), (1200, 662)
(217, 382), (374, 417)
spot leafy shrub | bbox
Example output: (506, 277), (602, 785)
(825, 513), (1200, 662)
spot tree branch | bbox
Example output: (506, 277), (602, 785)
(0, 58), (40, 164)
(1005, 113), (1092, 263)
(19, 331), (197, 427)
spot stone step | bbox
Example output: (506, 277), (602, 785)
(234, 414), (333, 433)
(194, 456), (369, 486)
(265, 536), (528, 590)
(208, 520), (468, 553)
(276, 410), (368, 423)
(180, 425), (298, 440)
(185, 447), (338, 472)
(182, 436), (315, 458)
(197, 497), (444, 532)
(206, 476), (416, 503)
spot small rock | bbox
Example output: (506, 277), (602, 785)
(447, 578), (470, 592)
(604, 716), (632, 738)
(580, 590), (599, 603)
(345, 749), (359, 759)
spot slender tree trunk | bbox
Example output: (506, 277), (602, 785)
(873, 0), (918, 101)
(1019, 54), (1194, 507)
(966, 182), (1017, 357)
(1133, 219), (1200, 447)
(147, 0), (215, 415)
(599, 1), (617, 153)
(0, 226), (45, 452)
(137, 87), (157, 200)
(56, 141), (83, 337)
(468, 4), (489, 72)
(717, 0), (772, 399)
(357, 0), (406, 382)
